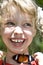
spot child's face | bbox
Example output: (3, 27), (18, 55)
(1, 6), (36, 53)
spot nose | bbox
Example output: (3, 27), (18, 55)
(11, 26), (23, 38)
(14, 26), (23, 34)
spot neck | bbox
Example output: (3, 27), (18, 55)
(6, 49), (29, 65)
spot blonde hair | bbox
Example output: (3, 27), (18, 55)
(0, 0), (38, 24)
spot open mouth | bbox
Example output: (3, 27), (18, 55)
(10, 38), (25, 47)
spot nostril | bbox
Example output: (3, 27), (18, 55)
(11, 33), (23, 39)
(11, 31), (23, 38)
(11, 31), (24, 39)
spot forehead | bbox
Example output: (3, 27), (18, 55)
(2, 5), (34, 22)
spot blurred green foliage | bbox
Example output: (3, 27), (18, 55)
(29, 30), (43, 55)
(0, 36), (7, 52)
(35, 0), (43, 7)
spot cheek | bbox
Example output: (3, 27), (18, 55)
(4, 27), (14, 34)
(24, 30), (33, 43)
(24, 30), (32, 36)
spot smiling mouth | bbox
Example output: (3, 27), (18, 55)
(10, 38), (25, 47)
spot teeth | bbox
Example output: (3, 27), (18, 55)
(17, 40), (20, 42)
(12, 40), (17, 42)
(12, 39), (23, 43)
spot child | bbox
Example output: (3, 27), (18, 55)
(0, 0), (38, 65)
